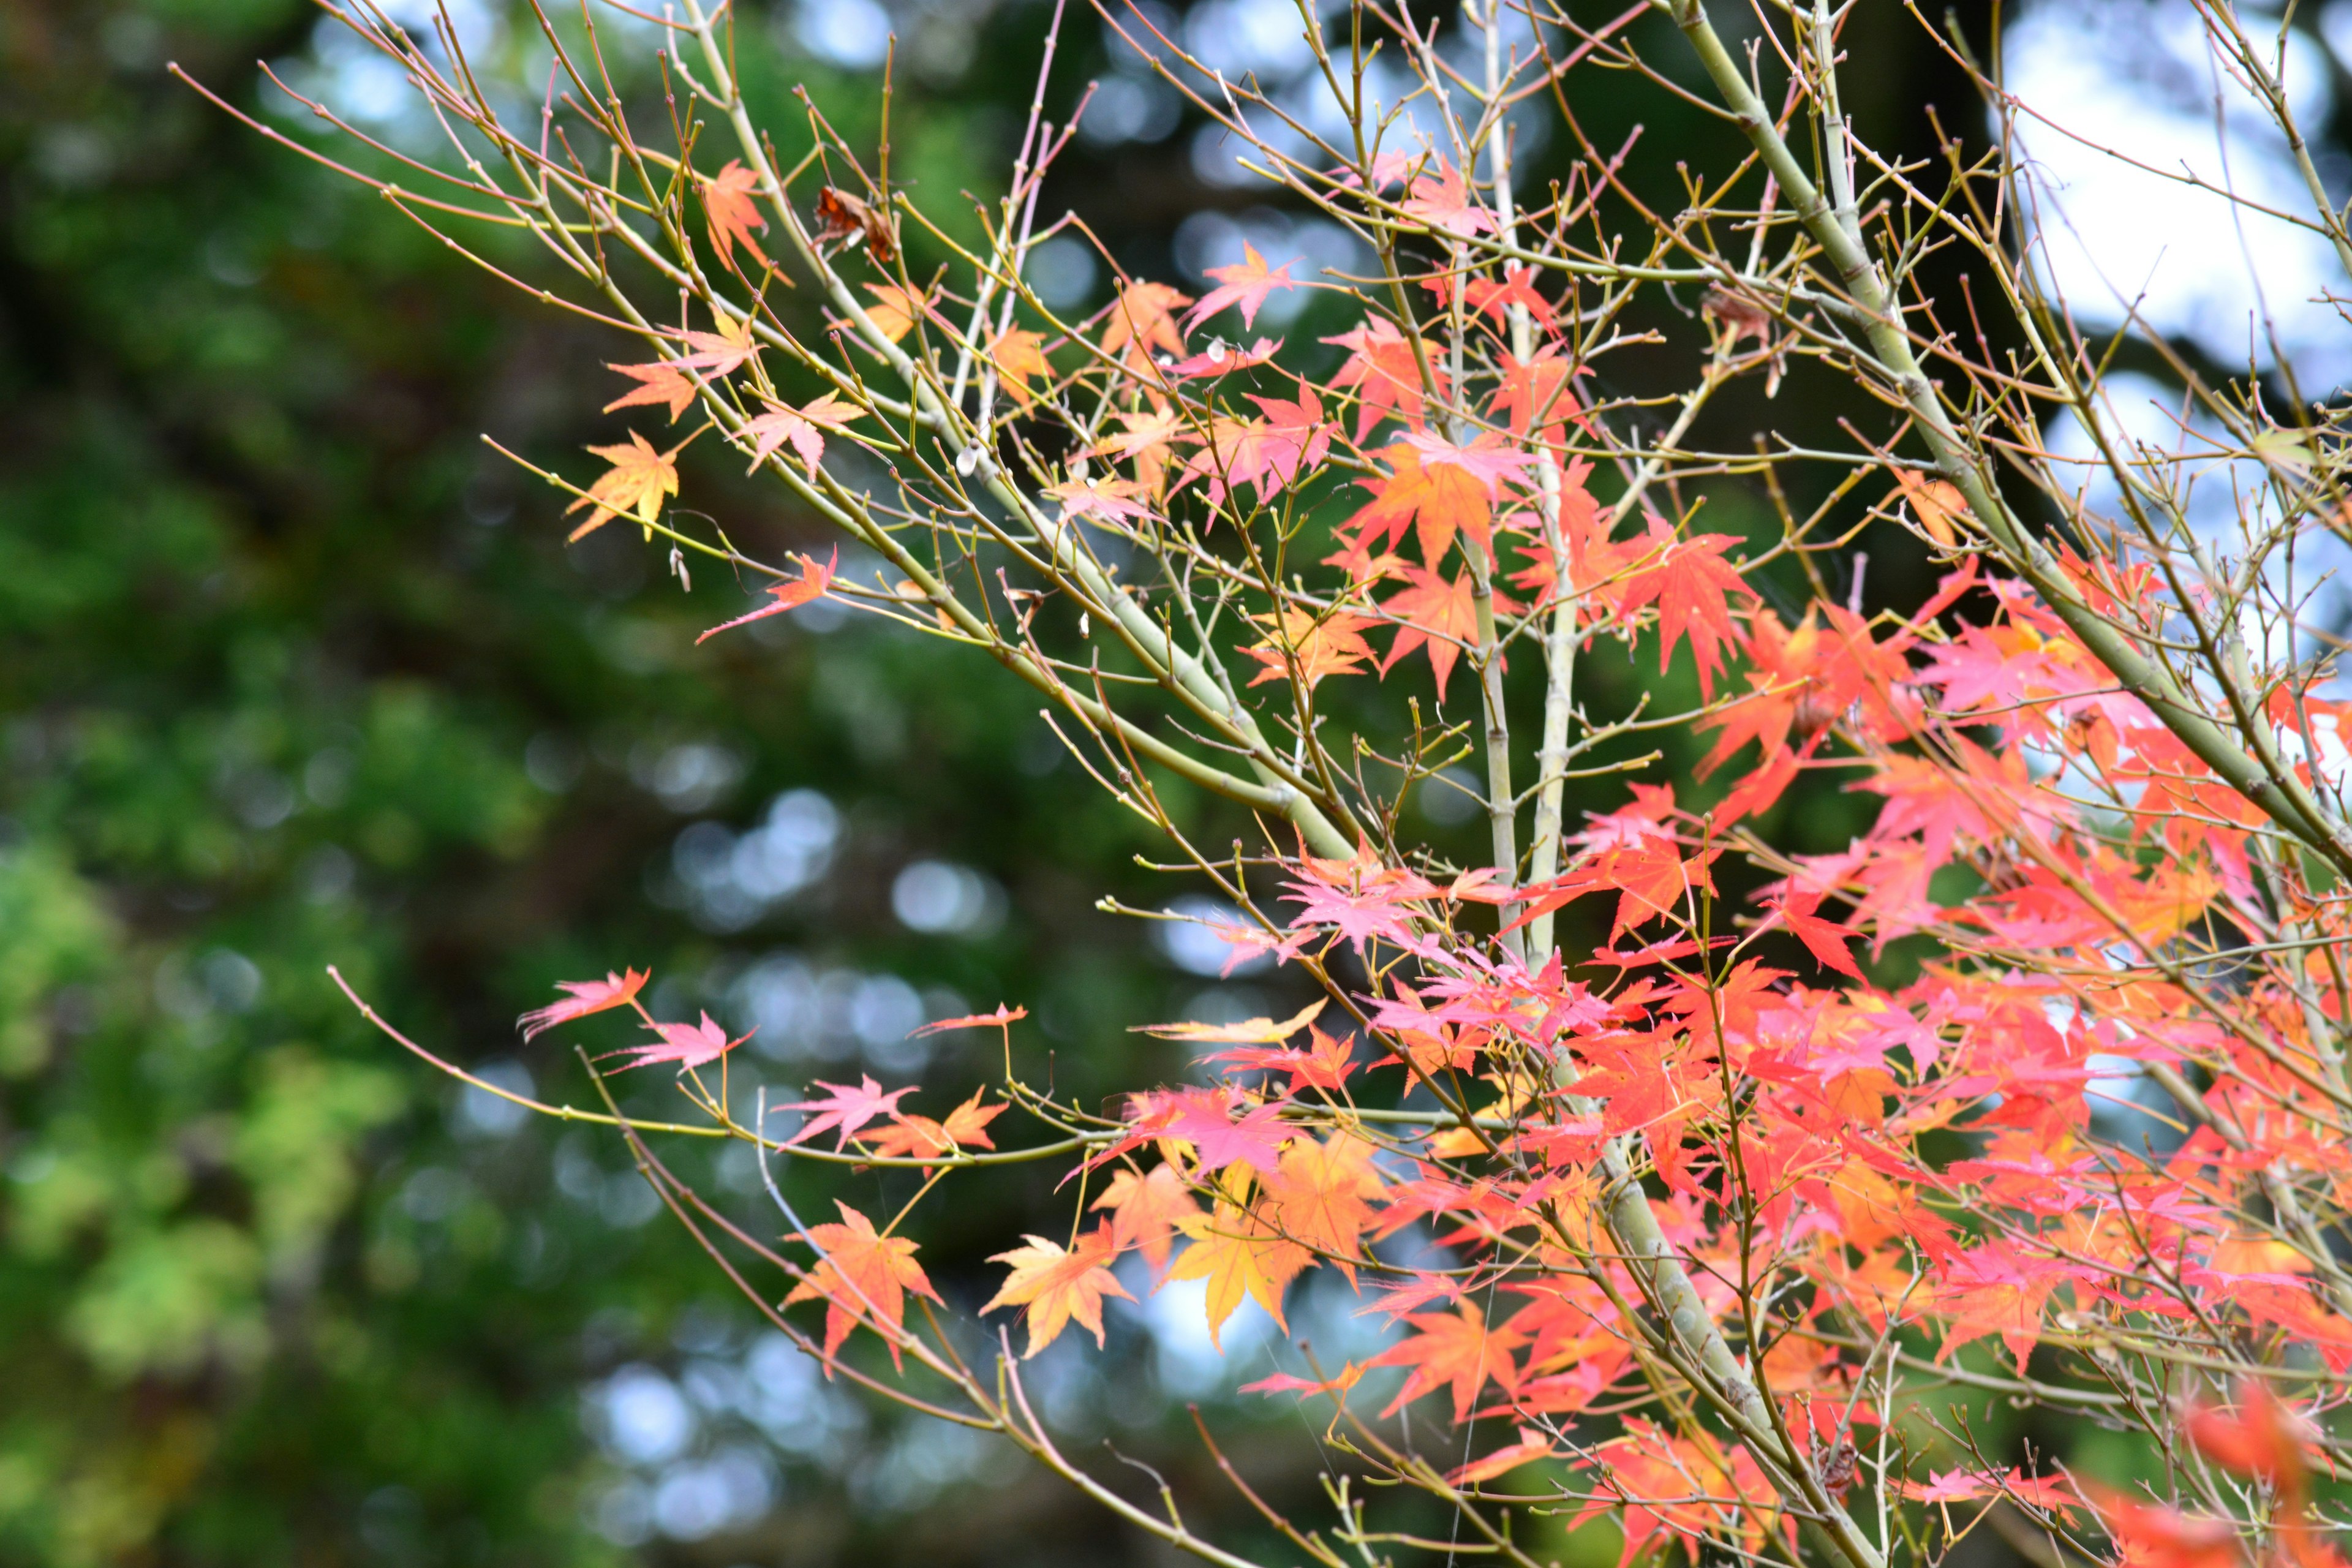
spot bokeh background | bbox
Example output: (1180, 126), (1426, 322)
(2, 0), (2346, 1562)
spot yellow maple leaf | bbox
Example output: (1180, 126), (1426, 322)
(1167, 1181), (1311, 1348)
(567, 431), (682, 541)
(1138, 998), (1326, 1045)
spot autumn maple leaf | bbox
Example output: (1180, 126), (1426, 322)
(862, 1089), (1008, 1160)
(1091, 407), (1183, 496)
(982, 1224), (1133, 1356)
(1400, 158), (1497, 238)
(1174, 384), (1333, 509)
(1768, 892), (1863, 979)
(1185, 242), (1299, 331)
(1167, 1193), (1311, 1346)
(1259, 1131), (1385, 1281)
(1044, 475), (1157, 523)
(1349, 440), (1497, 569)
(1139, 997), (1327, 1046)
(566, 431), (683, 541)
(603, 1011), (751, 1072)
(1242, 605), (1376, 689)
(1205, 1024), (1359, 1094)
(2184, 1381), (2315, 1491)
(780, 1075), (916, 1149)
(1166, 336), (1280, 379)
(1463, 266), (1553, 328)
(1098, 281), (1191, 374)
(990, 328), (1050, 407)
(1378, 565), (1481, 702)
(1370, 1297), (1524, 1419)
(603, 318), (761, 421)
(1324, 318), (1448, 440)
(786, 1200), (941, 1366)
(699, 159), (769, 272)
(1091, 1163), (1202, 1271)
(1492, 350), (1580, 450)
(1126, 1085), (1292, 1177)
(859, 282), (937, 344)
(738, 391), (863, 474)
(517, 968), (649, 1039)
(1449, 1427), (1556, 1486)
(1614, 524), (1752, 696)
(697, 548), (839, 644)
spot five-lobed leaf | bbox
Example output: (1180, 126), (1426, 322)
(982, 1225), (1133, 1357)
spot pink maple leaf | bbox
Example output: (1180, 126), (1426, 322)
(1184, 242), (1300, 331)
(1401, 159), (1497, 238)
(518, 968), (649, 1040)
(781, 1076), (917, 1149)
(1167, 336), (1280, 379)
(603, 1011), (751, 1072)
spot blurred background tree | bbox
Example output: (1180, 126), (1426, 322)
(6, 0), (2328, 1562)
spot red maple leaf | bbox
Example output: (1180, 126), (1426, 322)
(1614, 524), (1752, 696)
(1370, 1298), (1524, 1419)
(1463, 266), (1553, 328)
(1769, 893), (1863, 979)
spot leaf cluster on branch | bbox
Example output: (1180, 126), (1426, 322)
(196, 0), (2352, 1563)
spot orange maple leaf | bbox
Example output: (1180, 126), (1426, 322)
(1261, 1131), (1385, 1281)
(861, 282), (935, 344)
(1349, 441), (1495, 569)
(862, 1088), (1008, 1160)
(1099, 280), (1191, 374)
(982, 1224), (1134, 1356)
(1091, 1163), (1202, 1272)
(698, 548), (839, 644)
(784, 1200), (941, 1368)
(566, 431), (682, 541)
(603, 318), (760, 422)
(739, 391), (864, 474)
(1093, 407), (1183, 497)
(991, 328), (1051, 407)
(1242, 605), (1376, 689)
(700, 159), (769, 273)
